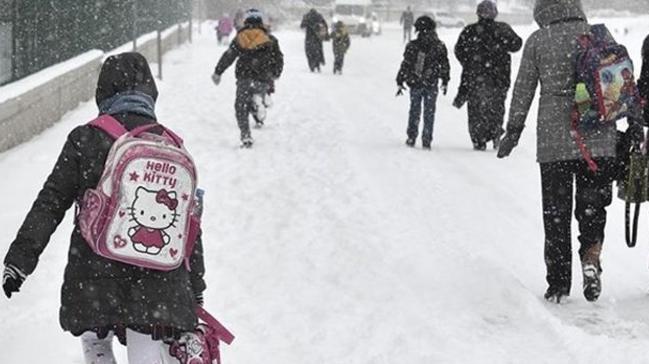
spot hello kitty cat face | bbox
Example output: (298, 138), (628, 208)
(128, 187), (179, 230)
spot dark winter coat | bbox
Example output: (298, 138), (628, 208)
(505, 0), (631, 163)
(639, 35), (649, 125)
(3, 52), (206, 342)
(455, 19), (522, 90)
(215, 24), (284, 82)
(301, 9), (328, 68)
(331, 27), (351, 56)
(400, 11), (414, 29)
(397, 32), (450, 90)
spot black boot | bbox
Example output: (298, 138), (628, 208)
(544, 286), (569, 304)
(582, 263), (601, 302)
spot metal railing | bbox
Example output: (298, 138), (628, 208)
(0, 0), (191, 85)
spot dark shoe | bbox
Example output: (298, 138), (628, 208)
(405, 138), (415, 147)
(422, 141), (431, 150)
(544, 286), (570, 304)
(582, 263), (601, 302)
(241, 135), (254, 148)
(473, 142), (486, 151)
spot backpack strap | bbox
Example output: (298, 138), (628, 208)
(625, 201), (640, 247)
(130, 123), (184, 147)
(90, 116), (185, 147)
(89, 114), (128, 140)
(196, 306), (235, 345)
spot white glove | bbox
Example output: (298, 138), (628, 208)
(211, 73), (221, 86)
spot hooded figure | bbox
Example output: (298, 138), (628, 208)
(454, 0), (522, 150)
(3, 52), (206, 361)
(301, 8), (329, 72)
(639, 35), (649, 125)
(496, 0), (644, 303)
(396, 16), (450, 149)
(213, 9), (284, 147)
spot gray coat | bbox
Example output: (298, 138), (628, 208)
(506, 0), (618, 163)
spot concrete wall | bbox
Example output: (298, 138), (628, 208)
(0, 24), (191, 153)
(0, 51), (103, 152)
(135, 23), (191, 66)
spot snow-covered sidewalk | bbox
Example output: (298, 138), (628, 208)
(2, 18), (649, 363)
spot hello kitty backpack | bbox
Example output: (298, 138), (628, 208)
(78, 115), (200, 271)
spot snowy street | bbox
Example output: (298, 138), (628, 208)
(2, 18), (649, 363)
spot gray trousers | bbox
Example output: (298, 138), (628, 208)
(235, 79), (270, 138)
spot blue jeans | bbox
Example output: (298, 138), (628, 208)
(407, 87), (438, 144)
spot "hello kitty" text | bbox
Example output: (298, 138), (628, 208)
(144, 161), (178, 188)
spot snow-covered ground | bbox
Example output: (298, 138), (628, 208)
(2, 17), (649, 363)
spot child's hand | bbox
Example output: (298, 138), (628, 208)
(396, 85), (406, 97)
(211, 73), (221, 86)
(3, 264), (26, 299)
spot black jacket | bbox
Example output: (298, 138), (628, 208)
(639, 35), (649, 125)
(4, 52), (206, 341)
(214, 24), (284, 82)
(397, 33), (450, 89)
(331, 28), (351, 56)
(301, 10), (328, 43)
(455, 19), (522, 89)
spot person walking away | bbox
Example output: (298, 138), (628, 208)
(2, 52), (207, 363)
(396, 16), (450, 150)
(211, 9), (284, 148)
(233, 9), (245, 31)
(331, 21), (351, 75)
(496, 0), (644, 303)
(301, 8), (329, 72)
(639, 34), (649, 125)
(400, 6), (415, 43)
(216, 13), (234, 44)
(455, 0), (522, 151)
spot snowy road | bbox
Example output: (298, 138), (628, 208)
(2, 18), (649, 363)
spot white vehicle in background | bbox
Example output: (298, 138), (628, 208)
(332, 0), (380, 37)
(424, 11), (466, 28)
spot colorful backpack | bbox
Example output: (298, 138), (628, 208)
(169, 307), (235, 364)
(571, 24), (643, 171)
(78, 115), (200, 271)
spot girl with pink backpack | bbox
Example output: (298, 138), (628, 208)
(1, 52), (224, 363)
(216, 14), (234, 44)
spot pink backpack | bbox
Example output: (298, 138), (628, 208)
(78, 115), (200, 271)
(169, 307), (235, 364)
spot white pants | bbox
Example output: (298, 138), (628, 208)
(81, 329), (177, 364)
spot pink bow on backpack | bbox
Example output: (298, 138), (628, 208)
(156, 189), (179, 210)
